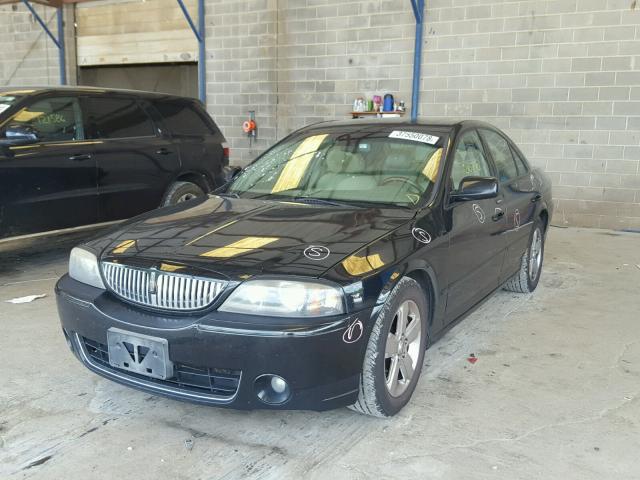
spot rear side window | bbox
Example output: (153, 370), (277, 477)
(86, 97), (155, 139)
(480, 129), (519, 182)
(510, 146), (529, 175)
(154, 100), (213, 136)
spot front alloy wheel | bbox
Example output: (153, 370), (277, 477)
(350, 277), (428, 417)
(385, 300), (422, 397)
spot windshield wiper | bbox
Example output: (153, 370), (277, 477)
(291, 197), (350, 207)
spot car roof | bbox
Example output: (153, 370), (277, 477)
(302, 117), (499, 132)
(0, 86), (195, 102)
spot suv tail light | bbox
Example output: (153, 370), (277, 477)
(222, 143), (230, 165)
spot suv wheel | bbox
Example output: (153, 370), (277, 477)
(349, 277), (429, 417)
(162, 181), (205, 206)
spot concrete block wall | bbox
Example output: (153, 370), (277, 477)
(419, 0), (640, 230)
(206, 0), (417, 165)
(1, 0), (639, 229)
(205, 0), (640, 229)
(0, 4), (61, 86)
(205, 0), (279, 165)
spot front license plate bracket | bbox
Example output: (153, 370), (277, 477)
(107, 328), (174, 380)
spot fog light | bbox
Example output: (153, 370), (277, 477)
(271, 376), (287, 393)
(254, 374), (291, 405)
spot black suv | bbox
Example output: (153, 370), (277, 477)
(0, 87), (228, 241)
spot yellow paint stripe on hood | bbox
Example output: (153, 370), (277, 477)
(200, 236), (278, 258)
(186, 220), (238, 246)
(342, 253), (385, 276)
(112, 240), (136, 254)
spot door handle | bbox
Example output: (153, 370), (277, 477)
(68, 154), (92, 162)
(156, 148), (172, 155)
(531, 193), (542, 203)
(492, 209), (505, 222)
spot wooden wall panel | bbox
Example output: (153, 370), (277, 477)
(76, 0), (197, 66)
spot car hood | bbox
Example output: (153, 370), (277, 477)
(91, 196), (415, 280)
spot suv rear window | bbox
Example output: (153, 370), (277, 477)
(154, 100), (213, 136)
(86, 97), (155, 139)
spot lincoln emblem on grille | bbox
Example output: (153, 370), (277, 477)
(102, 261), (226, 311)
(148, 268), (158, 295)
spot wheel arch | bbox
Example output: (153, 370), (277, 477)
(405, 268), (437, 332)
(539, 208), (549, 232)
(175, 171), (214, 193)
(375, 258), (441, 334)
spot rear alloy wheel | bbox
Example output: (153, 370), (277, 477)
(350, 277), (428, 417)
(162, 181), (205, 206)
(503, 219), (545, 293)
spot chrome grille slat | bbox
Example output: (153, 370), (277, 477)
(101, 262), (226, 312)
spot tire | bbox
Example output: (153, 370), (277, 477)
(503, 218), (545, 293)
(349, 277), (429, 417)
(162, 181), (205, 206)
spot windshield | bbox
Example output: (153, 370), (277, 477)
(0, 94), (22, 117)
(228, 127), (447, 208)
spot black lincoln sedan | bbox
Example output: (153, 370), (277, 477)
(0, 87), (228, 244)
(56, 119), (553, 417)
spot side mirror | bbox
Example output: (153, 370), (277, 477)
(3, 124), (40, 144)
(224, 166), (242, 182)
(450, 176), (498, 202)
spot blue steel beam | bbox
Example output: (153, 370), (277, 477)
(177, 0), (206, 104)
(410, 0), (425, 122)
(57, 8), (66, 85)
(21, 0), (66, 84)
(21, 0), (60, 48)
(177, 0), (203, 42)
(198, 0), (206, 105)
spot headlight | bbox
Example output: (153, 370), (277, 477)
(69, 247), (105, 289)
(218, 280), (344, 317)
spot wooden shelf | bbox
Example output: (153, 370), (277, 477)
(351, 111), (406, 118)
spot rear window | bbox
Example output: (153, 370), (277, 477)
(86, 97), (156, 139)
(154, 100), (213, 136)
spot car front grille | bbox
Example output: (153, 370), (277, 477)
(82, 337), (241, 399)
(101, 261), (226, 312)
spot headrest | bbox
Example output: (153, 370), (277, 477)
(325, 150), (364, 173)
(325, 149), (350, 173)
(383, 152), (412, 172)
(344, 152), (365, 173)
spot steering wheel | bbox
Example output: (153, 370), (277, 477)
(381, 176), (422, 194)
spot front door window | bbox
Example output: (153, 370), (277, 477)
(450, 130), (492, 190)
(2, 96), (84, 143)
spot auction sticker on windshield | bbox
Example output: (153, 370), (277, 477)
(389, 130), (440, 145)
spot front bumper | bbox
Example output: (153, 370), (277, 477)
(56, 275), (374, 411)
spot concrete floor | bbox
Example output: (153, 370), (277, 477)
(1, 227), (639, 479)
